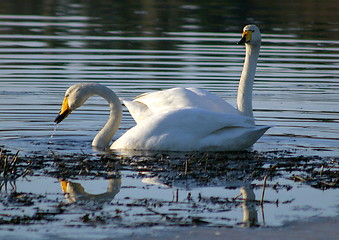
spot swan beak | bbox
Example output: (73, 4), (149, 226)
(59, 180), (69, 192)
(55, 97), (72, 124)
(238, 30), (252, 44)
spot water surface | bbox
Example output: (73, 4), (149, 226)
(0, 1), (338, 156)
(0, 0), (338, 237)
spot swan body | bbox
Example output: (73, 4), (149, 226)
(123, 87), (239, 123)
(112, 108), (269, 151)
(55, 25), (270, 152)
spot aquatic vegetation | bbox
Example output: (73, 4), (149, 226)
(0, 149), (30, 182)
(0, 148), (337, 230)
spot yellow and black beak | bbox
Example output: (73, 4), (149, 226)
(54, 96), (72, 124)
(238, 30), (253, 44)
(59, 180), (69, 193)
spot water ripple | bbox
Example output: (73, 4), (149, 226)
(0, 15), (338, 156)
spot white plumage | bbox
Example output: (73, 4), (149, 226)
(55, 25), (270, 152)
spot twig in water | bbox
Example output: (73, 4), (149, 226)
(260, 175), (268, 205)
(184, 160), (188, 175)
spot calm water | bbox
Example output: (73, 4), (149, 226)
(0, 0), (338, 236)
(0, 0), (338, 156)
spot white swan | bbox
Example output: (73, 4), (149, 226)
(55, 24), (270, 152)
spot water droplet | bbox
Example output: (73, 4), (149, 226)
(50, 123), (58, 139)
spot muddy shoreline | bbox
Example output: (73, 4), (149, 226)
(0, 148), (338, 239)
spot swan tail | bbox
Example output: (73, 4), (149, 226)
(200, 125), (271, 151)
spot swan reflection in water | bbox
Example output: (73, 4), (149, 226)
(60, 178), (121, 204)
(239, 185), (258, 227)
(58, 157), (259, 228)
(143, 173), (258, 228)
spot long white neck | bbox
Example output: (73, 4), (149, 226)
(90, 85), (122, 149)
(237, 43), (260, 118)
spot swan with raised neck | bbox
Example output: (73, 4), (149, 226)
(237, 24), (261, 119)
(54, 25), (269, 151)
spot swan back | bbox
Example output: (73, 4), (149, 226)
(123, 87), (239, 123)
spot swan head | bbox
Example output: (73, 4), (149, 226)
(238, 24), (261, 46)
(54, 83), (94, 124)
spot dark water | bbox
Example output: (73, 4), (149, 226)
(0, 0), (338, 237)
(0, 0), (338, 156)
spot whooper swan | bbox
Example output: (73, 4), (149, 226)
(55, 25), (270, 152)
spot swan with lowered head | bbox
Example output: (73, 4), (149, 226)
(55, 24), (270, 152)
